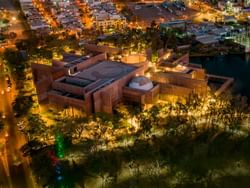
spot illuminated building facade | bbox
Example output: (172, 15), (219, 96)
(31, 45), (233, 115)
(31, 48), (158, 114)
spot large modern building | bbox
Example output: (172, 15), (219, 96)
(31, 48), (159, 115)
(31, 44), (233, 115)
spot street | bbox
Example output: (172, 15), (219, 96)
(0, 0), (27, 40)
(0, 0), (27, 52)
(0, 0), (35, 187)
(0, 1), (38, 187)
(0, 62), (37, 188)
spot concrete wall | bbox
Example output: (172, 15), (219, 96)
(152, 72), (208, 95)
(173, 53), (189, 65)
(48, 92), (85, 109)
(160, 83), (192, 96)
(92, 66), (145, 114)
(35, 78), (53, 101)
(207, 74), (234, 96)
(76, 53), (107, 71)
(145, 84), (160, 103)
(52, 60), (64, 68)
(121, 54), (149, 71)
(121, 54), (147, 64)
(31, 63), (54, 102)
(123, 87), (146, 104)
(192, 68), (206, 80)
(123, 84), (160, 104)
(158, 52), (189, 66)
(52, 80), (86, 95)
(188, 63), (203, 69)
(83, 94), (93, 115)
(51, 67), (66, 80)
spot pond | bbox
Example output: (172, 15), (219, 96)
(191, 54), (250, 99)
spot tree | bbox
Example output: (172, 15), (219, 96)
(3, 49), (26, 76)
(20, 139), (46, 156)
(2, 19), (9, 24)
(94, 112), (113, 129)
(72, 117), (89, 139)
(114, 104), (131, 127)
(12, 95), (33, 117)
(24, 113), (48, 141)
(139, 113), (153, 136)
(30, 149), (55, 186)
(74, 120), (87, 139)
(115, 104), (141, 129)
(148, 105), (161, 127)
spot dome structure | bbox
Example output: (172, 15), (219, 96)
(129, 76), (153, 91)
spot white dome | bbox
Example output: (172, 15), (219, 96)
(129, 76), (153, 91)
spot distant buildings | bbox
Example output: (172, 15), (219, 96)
(47, 0), (84, 32)
(20, 0), (83, 35)
(160, 20), (188, 32)
(186, 22), (244, 45)
(86, 1), (126, 30)
(19, 0), (51, 35)
(19, 0), (125, 34)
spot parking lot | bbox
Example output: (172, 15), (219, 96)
(127, 2), (205, 27)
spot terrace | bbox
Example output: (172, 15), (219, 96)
(207, 74), (234, 96)
(62, 53), (93, 68)
(74, 60), (136, 81)
(158, 51), (189, 68)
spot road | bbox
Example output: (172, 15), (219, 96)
(188, 1), (223, 22)
(0, 0), (26, 52)
(0, 64), (37, 187)
(0, 0), (27, 40)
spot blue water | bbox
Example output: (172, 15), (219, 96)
(191, 54), (250, 99)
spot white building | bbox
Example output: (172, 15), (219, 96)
(88, 1), (126, 30)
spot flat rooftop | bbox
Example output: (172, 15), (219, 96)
(62, 53), (93, 68)
(160, 20), (188, 27)
(49, 90), (84, 100)
(60, 77), (93, 87)
(162, 64), (192, 74)
(74, 60), (136, 81)
(159, 53), (187, 67)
